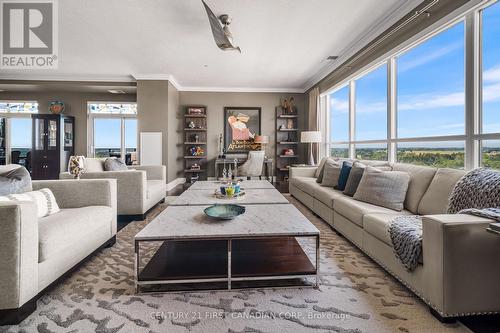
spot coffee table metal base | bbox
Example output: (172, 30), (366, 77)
(134, 236), (320, 293)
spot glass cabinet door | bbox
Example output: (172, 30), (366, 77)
(35, 118), (45, 151)
(48, 119), (57, 150)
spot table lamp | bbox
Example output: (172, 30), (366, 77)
(254, 135), (269, 150)
(301, 131), (321, 165)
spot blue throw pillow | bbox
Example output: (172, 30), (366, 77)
(335, 161), (352, 191)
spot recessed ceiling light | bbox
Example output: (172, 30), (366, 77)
(203, 64), (208, 68)
(108, 89), (126, 94)
(327, 56), (338, 60)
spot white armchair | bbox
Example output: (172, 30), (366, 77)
(0, 165), (117, 325)
(60, 158), (166, 220)
(237, 151), (265, 179)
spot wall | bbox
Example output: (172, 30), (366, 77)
(0, 90), (136, 156)
(178, 91), (306, 177)
(167, 82), (181, 182)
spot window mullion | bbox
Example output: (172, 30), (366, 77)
(349, 81), (356, 159)
(388, 58), (397, 163)
(465, 11), (479, 170)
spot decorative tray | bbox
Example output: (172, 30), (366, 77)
(213, 190), (246, 199)
(204, 204), (246, 220)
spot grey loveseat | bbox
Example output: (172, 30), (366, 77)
(290, 160), (500, 320)
(0, 166), (117, 325)
(60, 158), (166, 220)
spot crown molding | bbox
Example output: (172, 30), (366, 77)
(0, 73), (135, 83)
(179, 86), (305, 93)
(302, 0), (424, 92)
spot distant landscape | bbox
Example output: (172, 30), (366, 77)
(331, 147), (500, 169)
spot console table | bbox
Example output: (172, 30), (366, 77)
(215, 157), (273, 182)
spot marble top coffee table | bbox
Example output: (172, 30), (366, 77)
(188, 179), (275, 190)
(170, 188), (289, 206)
(134, 204), (320, 292)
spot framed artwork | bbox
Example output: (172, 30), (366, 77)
(224, 107), (261, 153)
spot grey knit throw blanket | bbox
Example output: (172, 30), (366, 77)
(389, 168), (500, 271)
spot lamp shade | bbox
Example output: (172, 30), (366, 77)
(300, 131), (321, 143)
(254, 135), (269, 144)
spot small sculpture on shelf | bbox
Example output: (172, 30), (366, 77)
(187, 107), (205, 115)
(286, 119), (294, 129)
(190, 163), (201, 170)
(283, 148), (295, 156)
(189, 146), (205, 156)
(188, 121), (196, 128)
(193, 133), (199, 143)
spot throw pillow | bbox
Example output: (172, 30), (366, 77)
(104, 157), (128, 171)
(0, 188), (60, 218)
(321, 159), (342, 187)
(0, 166), (32, 196)
(335, 161), (353, 191)
(343, 162), (366, 197)
(314, 157), (329, 178)
(353, 166), (410, 211)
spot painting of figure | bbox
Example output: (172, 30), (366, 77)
(224, 107), (261, 153)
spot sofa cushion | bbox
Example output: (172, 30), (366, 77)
(314, 185), (343, 208)
(353, 167), (410, 211)
(289, 177), (317, 196)
(321, 159), (342, 187)
(0, 166), (32, 195)
(85, 158), (105, 172)
(392, 163), (437, 214)
(418, 168), (465, 215)
(314, 157), (329, 178)
(363, 212), (413, 246)
(104, 157), (128, 171)
(334, 195), (403, 227)
(335, 161), (352, 191)
(0, 188), (60, 218)
(343, 162), (366, 197)
(147, 180), (166, 200)
(38, 206), (113, 262)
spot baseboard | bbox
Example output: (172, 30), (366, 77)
(166, 178), (185, 191)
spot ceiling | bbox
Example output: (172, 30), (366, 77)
(0, 0), (423, 92)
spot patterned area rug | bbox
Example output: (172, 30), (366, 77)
(1, 195), (470, 333)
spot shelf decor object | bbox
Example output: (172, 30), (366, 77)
(184, 106), (208, 183)
(275, 100), (299, 184)
(301, 131), (321, 166)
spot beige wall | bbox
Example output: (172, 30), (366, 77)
(0, 90), (136, 156)
(167, 82), (181, 182)
(178, 91), (306, 177)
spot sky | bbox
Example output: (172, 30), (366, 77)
(329, 1), (500, 148)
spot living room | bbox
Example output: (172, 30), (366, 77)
(0, 0), (499, 332)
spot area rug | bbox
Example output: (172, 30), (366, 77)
(1, 195), (470, 333)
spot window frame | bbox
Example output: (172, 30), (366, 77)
(320, 0), (500, 169)
(87, 102), (138, 161)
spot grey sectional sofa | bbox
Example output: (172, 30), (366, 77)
(60, 158), (166, 220)
(290, 160), (500, 320)
(0, 167), (117, 325)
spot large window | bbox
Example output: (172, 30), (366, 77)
(481, 1), (500, 134)
(397, 23), (465, 138)
(88, 102), (138, 165)
(321, 20), (475, 169)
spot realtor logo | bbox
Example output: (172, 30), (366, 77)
(1, 0), (58, 69)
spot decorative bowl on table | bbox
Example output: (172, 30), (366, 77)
(204, 204), (246, 220)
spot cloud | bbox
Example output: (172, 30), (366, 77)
(399, 91), (464, 111)
(483, 65), (500, 83)
(330, 98), (349, 114)
(398, 42), (463, 73)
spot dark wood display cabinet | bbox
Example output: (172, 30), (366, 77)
(31, 114), (74, 180)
